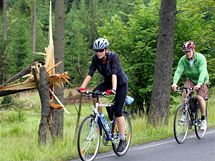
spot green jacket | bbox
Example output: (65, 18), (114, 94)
(173, 52), (209, 85)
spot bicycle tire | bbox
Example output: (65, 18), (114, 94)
(77, 115), (100, 161)
(112, 112), (132, 156)
(173, 105), (189, 144)
(195, 107), (207, 139)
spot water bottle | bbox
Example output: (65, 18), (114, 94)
(99, 113), (109, 131)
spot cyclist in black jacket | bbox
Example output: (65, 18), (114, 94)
(79, 38), (128, 152)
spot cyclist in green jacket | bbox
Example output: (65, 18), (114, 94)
(172, 41), (209, 131)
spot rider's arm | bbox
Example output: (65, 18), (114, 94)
(197, 56), (208, 86)
(81, 57), (96, 88)
(88, 56), (97, 77)
(80, 75), (92, 88)
(111, 54), (120, 91)
(173, 57), (185, 84)
(112, 74), (117, 91)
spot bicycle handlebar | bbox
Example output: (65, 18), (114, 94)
(176, 87), (194, 94)
(77, 89), (107, 98)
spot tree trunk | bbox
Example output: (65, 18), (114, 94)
(52, 0), (65, 138)
(149, 0), (176, 126)
(34, 66), (51, 145)
(32, 0), (36, 54)
(1, 0), (8, 84)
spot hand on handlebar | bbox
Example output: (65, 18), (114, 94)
(171, 83), (178, 92)
(106, 89), (116, 95)
(194, 84), (201, 91)
(79, 87), (87, 93)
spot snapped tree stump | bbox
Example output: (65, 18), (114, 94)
(33, 66), (52, 144)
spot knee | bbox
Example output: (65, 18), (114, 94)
(197, 95), (205, 104)
(197, 95), (204, 101)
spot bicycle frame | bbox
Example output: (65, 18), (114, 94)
(94, 101), (115, 141)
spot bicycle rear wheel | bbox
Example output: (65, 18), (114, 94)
(112, 112), (132, 156)
(77, 115), (100, 161)
(173, 105), (189, 144)
(195, 107), (207, 139)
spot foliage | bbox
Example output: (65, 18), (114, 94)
(63, 0), (135, 87)
(98, 0), (215, 114)
(98, 0), (160, 113)
(0, 1), (214, 160)
(1, 95), (13, 107)
(173, 0), (215, 86)
(64, 0), (93, 86)
(0, 0), (214, 111)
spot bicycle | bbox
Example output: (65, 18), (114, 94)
(77, 90), (133, 161)
(173, 87), (208, 144)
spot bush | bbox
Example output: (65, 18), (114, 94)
(1, 96), (14, 109)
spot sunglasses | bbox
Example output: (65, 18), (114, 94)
(184, 51), (191, 53)
(95, 49), (105, 53)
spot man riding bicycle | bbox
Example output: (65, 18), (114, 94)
(172, 41), (209, 131)
(79, 38), (128, 152)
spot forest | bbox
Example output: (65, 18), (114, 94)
(0, 0), (215, 160)
(0, 0), (215, 117)
(1, 0), (214, 112)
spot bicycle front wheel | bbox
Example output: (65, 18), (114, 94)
(173, 105), (189, 144)
(112, 112), (132, 156)
(77, 115), (100, 161)
(195, 107), (207, 139)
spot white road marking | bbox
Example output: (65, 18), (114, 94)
(96, 130), (215, 160)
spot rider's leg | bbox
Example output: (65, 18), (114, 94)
(112, 83), (127, 152)
(196, 84), (208, 119)
(116, 116), (125, 139)
(197, 95), (206, 117)
(197, 84), (208, 130)
(113, 83), (127, 139)
(198, 95), (207, 130)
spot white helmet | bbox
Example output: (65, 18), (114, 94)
(182, 41), (195, 52)
(93, 38), (109, 50)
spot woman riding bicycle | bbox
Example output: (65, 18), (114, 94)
(79, 38), (128, 152)
(171, 41), (209, 131)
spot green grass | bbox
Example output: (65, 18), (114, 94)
(0, 89), (215, 161)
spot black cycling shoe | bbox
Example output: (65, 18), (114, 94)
(116, 139), (127, 152)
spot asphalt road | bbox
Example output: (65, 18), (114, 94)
(71, 128), (215, 161)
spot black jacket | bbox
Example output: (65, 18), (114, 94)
(88, 52), (128, 86)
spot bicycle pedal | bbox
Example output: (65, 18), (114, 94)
(102, 136), (110, 146)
